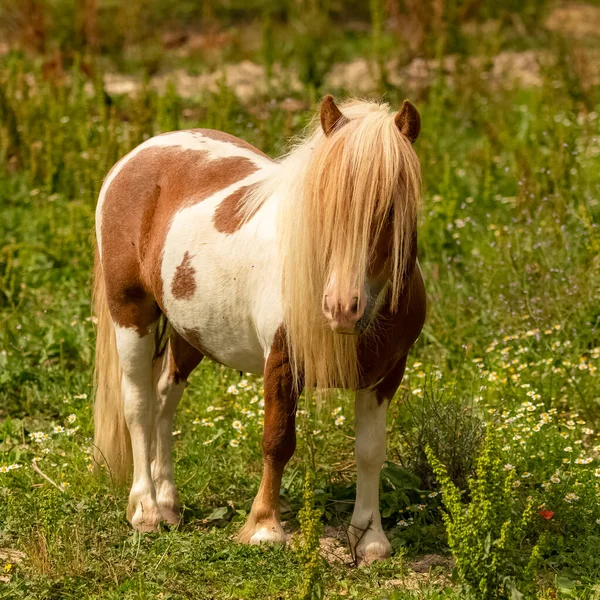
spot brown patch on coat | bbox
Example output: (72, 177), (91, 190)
(212, 183), (262, 234)
(239, 326), (299, 541)
(171, 251), (196, 299)
(357, 265), (426, 402)
(99, 141), (260, 331)
(168, 329), (203, 384)
(262, 326), (299, 464)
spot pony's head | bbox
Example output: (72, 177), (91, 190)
(313, 96), (421, 337)
(251, 96), (422, 391)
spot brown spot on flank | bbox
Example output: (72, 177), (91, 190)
(171, 252), (196, 299)
(213, 183), (262, 234)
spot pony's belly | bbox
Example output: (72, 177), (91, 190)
(170, 307), (267, 375)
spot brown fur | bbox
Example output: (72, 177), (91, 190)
(212, 183), (262, 234)
(99, 144), (259, 331)
(357, 268), (426, 396)
(168, 329), (203, 385)
(320, 95), (349, 136)
(239, 268), (425, 537)
(394, 100), (421, 144)
(238, 326), (298, 542)
(171, 251), (196, 300)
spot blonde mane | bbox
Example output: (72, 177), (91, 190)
(245, 99), (421, 392)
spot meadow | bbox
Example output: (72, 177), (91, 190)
(1, 1), (600, 598)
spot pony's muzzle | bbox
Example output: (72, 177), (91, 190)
(322, 292), (366, 334)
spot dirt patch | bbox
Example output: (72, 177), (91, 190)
(319, 525), (354, 565)
(325, 51), (546, 93)
(101, 49), (551, 103)
(408, 553), (454, 573)
(0, 548), (25, 584)
(104, 60), (302, 102)
(546, 3), (600, 39)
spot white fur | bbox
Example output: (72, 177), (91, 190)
(114, 324), (162, 531)
(152, 341), (186, 521)
(350, 390), (392, 562)
(161, 166), (283, 373)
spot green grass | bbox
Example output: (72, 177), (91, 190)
(1, 14), (600, 598)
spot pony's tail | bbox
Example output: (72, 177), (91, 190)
(92, 249), (132, 483)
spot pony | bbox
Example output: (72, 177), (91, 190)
(93, 95), (426, 563)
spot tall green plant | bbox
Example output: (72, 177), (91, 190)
(426, 432), (545, 599)
(295, 469), (324, 600)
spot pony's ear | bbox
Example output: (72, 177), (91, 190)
(320, 95), (348, 136)
(394, 100), (421, 143)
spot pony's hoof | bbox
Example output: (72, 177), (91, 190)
(238, 518), (286, 545)
(128, 501), (163, 532)
(354, 530), (392, 565)
(159, 505), (181, 526)
(249, 525), (286, 545)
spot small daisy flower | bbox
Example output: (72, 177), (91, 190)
(229, 439), (240, 447)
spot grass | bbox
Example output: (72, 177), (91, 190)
(1, 5), (600, 598)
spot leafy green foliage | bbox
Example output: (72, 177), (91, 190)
(427, 434), (545, 598)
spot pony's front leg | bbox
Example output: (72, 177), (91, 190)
(350, 389), (392, 563)
(238, 332), (298, 545)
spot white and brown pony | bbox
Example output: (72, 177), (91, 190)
(93, 96), (425, 563)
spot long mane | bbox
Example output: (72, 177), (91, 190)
(244, 99), (421, 392)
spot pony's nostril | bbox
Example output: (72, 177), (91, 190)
(350, 296), (359, 314)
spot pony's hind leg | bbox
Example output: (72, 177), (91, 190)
(238, 330), (298, 544)
(152, 329), (203, 524)
(114, 322), (163, 532)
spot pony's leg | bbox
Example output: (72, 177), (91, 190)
(115, 323), (163, 532)
(238, 332), (298, 544)
(152, 330), (203, 524)
(350, 357), (407, 563)
(349, 389), (391, 562)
